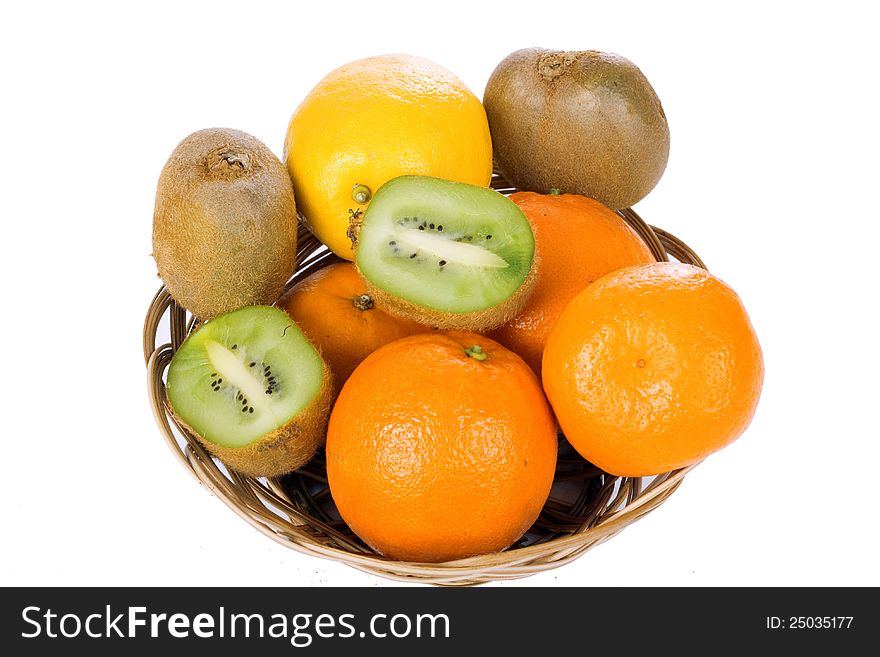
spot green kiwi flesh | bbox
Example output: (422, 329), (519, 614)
(354, 175), (536, 331)
(483, 48), (670, 210)
(152, 128), (298, 319)
(166, 305), (331, 477)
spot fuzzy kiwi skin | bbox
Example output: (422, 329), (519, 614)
(169, 360), (333, 478)
(152, 128), (298, 319)
(358, 260), (538, 332)
(484, 48), (670, 210)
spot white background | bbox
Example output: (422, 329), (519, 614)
(2, 1), (878, 587)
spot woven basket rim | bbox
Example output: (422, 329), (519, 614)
(143, 190), (706, 586)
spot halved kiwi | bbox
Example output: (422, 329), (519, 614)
(353, 176), (536, 331)
(166, 305), (332, 477)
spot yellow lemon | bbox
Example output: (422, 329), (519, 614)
(284, 54), (493, 259)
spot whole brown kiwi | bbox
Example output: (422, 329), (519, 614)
(152, 128), (298, 319)
(483, 48), (670, 209)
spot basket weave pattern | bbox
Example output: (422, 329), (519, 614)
(143, 176), (706, 586)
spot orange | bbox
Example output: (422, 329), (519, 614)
(488, 192), (655, 377)
(326, 331), (557, 562)
(542, 262), (764, 477)
(276, 262), (426, 389)
(284, 54), (493, 260)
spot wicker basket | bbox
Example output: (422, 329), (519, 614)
(143, 175), (706, 586)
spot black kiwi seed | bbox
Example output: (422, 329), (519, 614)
(429, 223), (435, 229)
(418, 225), (425, 230)
(410, 253), (417, 259)
(439, 260), (447, 267)
(486, 235), (492, 240)
(437, 225), (443, 231)
(249, 362), (255, 367)
(389, 240), (396, 246)
(231, 344), (237, 350)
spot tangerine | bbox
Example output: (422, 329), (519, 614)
(326, 331), (557, 562)
(488, 192), (655, 377)
(542, 262), (763, 477)
(276, 262), (425, 391)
